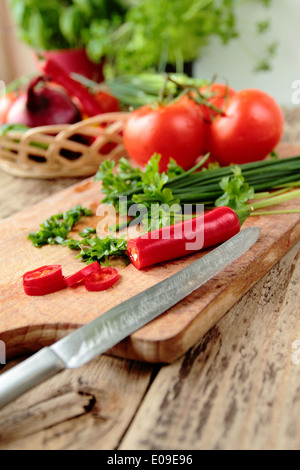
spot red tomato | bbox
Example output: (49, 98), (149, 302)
(123, 96), (206, 172)
(197, 83), (236, 153)
(199, 83), (236, 123)
(0, 92), (18, 124)
(207, 89), (284, 165)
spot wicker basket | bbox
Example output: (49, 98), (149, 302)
(0, 112), (130, 179)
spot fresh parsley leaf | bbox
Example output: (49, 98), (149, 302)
(215, 167), (255, 210)
(94, 159), (115, 182)
(140, 154), (168, 189)
(166, 158), (186, 179)
(140, 202), (182, 232)
(95, 158), (143, 206)
(97, 153), (180, 230)
(74, 234), (129, 265)
(118, 158), (143, 180)
(126, 155), (181, 230)
(201, 161), (221, 171)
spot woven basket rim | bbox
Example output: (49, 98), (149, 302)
(0, 112), (130, 179)
(0, 111), (130, 137)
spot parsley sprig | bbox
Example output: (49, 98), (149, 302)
(96, 154), (184, 230)
(65, 234), (128, 266)
(215, 167), (255, 211)
(95, 158), (143, 207)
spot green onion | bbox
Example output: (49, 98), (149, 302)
(97, 154), (300, 226)
(28, 205), (92, 247)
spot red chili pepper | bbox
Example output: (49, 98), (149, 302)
(84, 267), (119, 292)
(23, 280), (66, 296)
(23, 265), (64, 286)
(127, 206), (247, 270)
(22, 265), (66, 295)
(43, 59), (105, 117)
(94, 91), (120, 113)
(64, 261), (101, 287)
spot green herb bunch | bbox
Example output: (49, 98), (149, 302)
(9, 0), (127, 53)
(96, 153), (300, 224)
(86, 0), (275, 74)
(95, 155), (183, 231)
(10, 0), (275, 74)
(27, 155), (300, 266)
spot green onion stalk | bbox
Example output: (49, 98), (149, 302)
(96, 153), (300, 229)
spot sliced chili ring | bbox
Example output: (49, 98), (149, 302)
(84, 267), (119, 292)
(23, 265), (64, 287)
(23, 278), (66, 296)
(64, 261), (101, 287)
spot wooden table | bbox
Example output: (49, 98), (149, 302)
(1, 110), (300, 450)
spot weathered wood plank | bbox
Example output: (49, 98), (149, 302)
(0, 355), (154, 450)
(0, 169), (82, 220)
(0, 110), (299, 449)
(119, 240), (300, 450)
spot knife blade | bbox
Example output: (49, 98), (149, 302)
(0, 226), (260, 409)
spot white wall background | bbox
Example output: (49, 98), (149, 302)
(193, 0), (299, 108)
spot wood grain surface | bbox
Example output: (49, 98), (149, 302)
(1, 239), (300, 450)
(0, 355), (154, 450)
(0, 144), (300, 363)
(119, 240), (300, 450)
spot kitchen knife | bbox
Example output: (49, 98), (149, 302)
(0, 226), (260, 409)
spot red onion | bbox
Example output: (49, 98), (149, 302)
(6, 76), (81, 127)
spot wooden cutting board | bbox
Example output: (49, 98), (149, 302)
(1, 144), (300, 364)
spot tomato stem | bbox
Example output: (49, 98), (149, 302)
(165, 75), (224, 115)
(187, 88), (224, 115)
(158, 73), (170, 104)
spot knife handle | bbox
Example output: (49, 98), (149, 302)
(0, 348), (65, 409)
